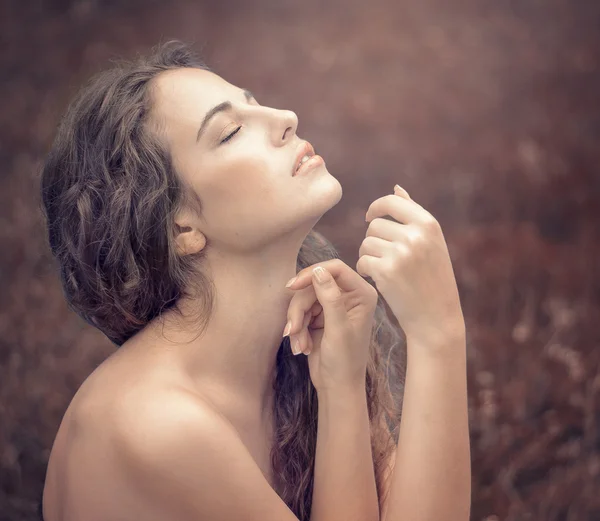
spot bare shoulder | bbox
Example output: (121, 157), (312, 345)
(112, 385), (231, 461)
(111, 388), (300, 521)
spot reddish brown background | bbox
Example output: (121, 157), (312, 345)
(1, 1), (599, 520)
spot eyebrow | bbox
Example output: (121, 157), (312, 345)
(195, 89), (255, 143)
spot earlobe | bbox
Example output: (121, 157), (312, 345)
(174, 207), (206, 256)
(175, 228), (206, 256)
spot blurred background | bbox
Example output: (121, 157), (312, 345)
(1, 0), (599, 519)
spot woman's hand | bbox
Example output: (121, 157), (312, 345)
(358, 185), (465, 351)
(283, 259), (379, 393)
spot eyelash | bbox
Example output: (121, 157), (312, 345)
(221, 125), (242, 144)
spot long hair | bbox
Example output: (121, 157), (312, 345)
(39, 40), (405, 521)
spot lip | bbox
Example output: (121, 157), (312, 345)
(292, 141), (316, 176)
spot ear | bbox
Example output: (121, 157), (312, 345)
(174, 210), (206, 256)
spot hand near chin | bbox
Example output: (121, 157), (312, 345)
(284, 259), (379, 394)
(359, 185), (466, 352)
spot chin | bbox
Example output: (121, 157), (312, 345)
(330, 176), (343, 204)
(315, 169), (343, 209)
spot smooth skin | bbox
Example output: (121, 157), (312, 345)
(43, 65), (470, 521)
(109, 185), (470, 521)
(283, 185), (471, 521)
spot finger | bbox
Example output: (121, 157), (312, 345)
(310, 266), (350, 329)
(304, 331), (313, 355)
(300, 313), (313, 355)
(358, 235), (393, 259)
(365, 217), (404, 242)
(290, 334), (302, 356)
(284, 285), (318, 338)
(365, 194), (432, 226)
(356, 253), (381, 279)
(285, 258), (376, 303)
(394, 184), (411, 199)
(307, 300), (325, 331)
(295, 313), (311, 355)
(304, 302), (323, 355)
(289, 313), (312, 356)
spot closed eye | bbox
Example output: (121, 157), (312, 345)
(220, 126), (241, 144)
(218, 90), (259, 145)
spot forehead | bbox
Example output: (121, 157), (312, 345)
(150, 68), (236, 128)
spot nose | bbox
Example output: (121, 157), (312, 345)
(273, 109), (298, 145)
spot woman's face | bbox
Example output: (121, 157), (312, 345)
(149, 67), (342, 255)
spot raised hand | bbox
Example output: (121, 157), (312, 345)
(358, 185), (465, 351)
(283, 259), (378, 393)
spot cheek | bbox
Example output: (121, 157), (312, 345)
(229, 149), (281, 185)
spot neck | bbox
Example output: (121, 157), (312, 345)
(143, 235), (306, 427)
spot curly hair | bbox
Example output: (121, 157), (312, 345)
(39, 40), (405, 521)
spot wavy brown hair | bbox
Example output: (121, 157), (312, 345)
(39, 40), (406, 521)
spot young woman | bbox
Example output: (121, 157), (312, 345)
(39, 41), (470, 521)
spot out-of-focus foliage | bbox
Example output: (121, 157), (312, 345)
(1, 0), (599, 520)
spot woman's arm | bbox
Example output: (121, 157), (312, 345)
(310, 385), (380, 521)
(381, 331), (471, 521)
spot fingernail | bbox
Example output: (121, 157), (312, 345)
(283, 320), (292, 337)
(285, 276), (297, 288)
(313, 266), (327, 284)
(394, 184), (410, 198)
(293, 338), (302, 355)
